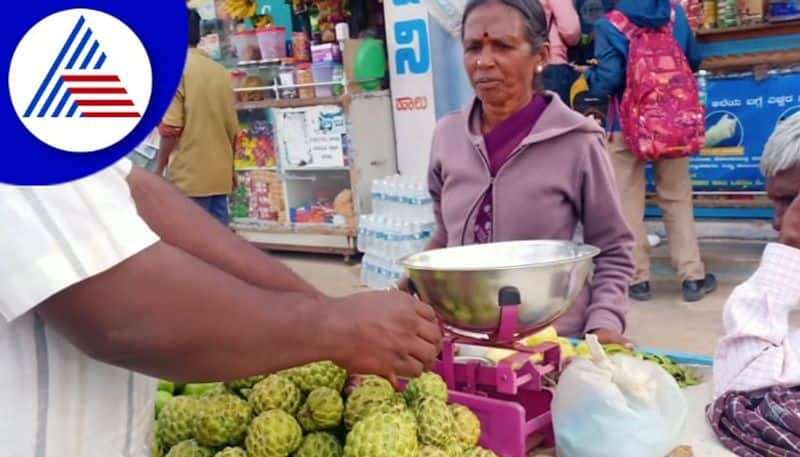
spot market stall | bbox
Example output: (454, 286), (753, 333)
(641, 0), (800, 221)
(132, 0), (401, 259)
(149, 240), (741, 457)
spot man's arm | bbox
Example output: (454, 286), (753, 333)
(155, 78), (186, 176)
(37, 241), (440, 382)
(155, 133), (179, 176)
(128, 167), (322, 298)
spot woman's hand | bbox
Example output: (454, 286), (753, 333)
(591, 328), (635, 350)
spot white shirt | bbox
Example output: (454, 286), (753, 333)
(713, 242), (800, 397)
(0, 160), (160, 457)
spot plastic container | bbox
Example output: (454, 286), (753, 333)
(311, 62), (335, 97)
(279, 60), (298, 99)
(230, 70), (247, 102)
(296, 63), (315, 99)
(257, 61), (281, 99)
(256, 26), (287, 60)
(311, 43), (342, 63)
(292, 31), (311, 62)
(232, 31), (261, 62)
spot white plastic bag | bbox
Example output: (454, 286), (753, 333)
(552, 335), (688, 457)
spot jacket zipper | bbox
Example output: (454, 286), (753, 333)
(460, 141), (493, 245)
(488, 142), (533, 242)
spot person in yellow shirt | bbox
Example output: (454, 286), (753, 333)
(156, 9), (239, 225)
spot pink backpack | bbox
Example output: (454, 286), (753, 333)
(607, 10), (705, 161)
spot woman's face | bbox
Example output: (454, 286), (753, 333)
(462, 1), (548, 108)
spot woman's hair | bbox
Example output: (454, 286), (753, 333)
(461, 0), (549, 51)
(188, 8), (201, 47)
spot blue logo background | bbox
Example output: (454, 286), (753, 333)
(2, 0), (188, 185)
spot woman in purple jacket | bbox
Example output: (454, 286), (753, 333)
(424, 0), (635, 343)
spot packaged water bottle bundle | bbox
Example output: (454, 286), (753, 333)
(358, 175), (436, 289)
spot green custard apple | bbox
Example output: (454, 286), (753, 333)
(414, 398), (456, 448)
(193, 393), (252, 447)
(462, 448), (498, 457)
(296, 387), (344, 432)
(214, 447), (248, 457)
(343, 385), (396, 429)
(293, 432), (344, 457)
(158, 396), (200, 449)
(164, 439), (214, 457)
(245, 410), (302, 457)
(344, 412), (418, 457)
(417, 445), (449, 457)
(449, 404), (481, 448)
(403, 373), (448, 408)
(250, 374), (302, 415)
(284, 361), (347, 393)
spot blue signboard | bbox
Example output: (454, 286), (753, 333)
(647, 70), (800, 192)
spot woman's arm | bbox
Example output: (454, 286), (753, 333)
(577, 135), (635, 335)
(584, 20), (626, 98)
(551, 0), (581, 46)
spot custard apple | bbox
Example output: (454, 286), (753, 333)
(225, 375), (266, 393)
(150, 426), (164, 457)
(297, 387), (344, 432)
(183, 383), (224, 396)
(445, 442), (464, 457)
(415, 398), (456, 448)
(193, 393), (252, 447)
(214, 447), (247, 457)
(283, 361), (347, 393)
(344, 375), (394, 397)
(344, 412), (418, 457)
(417, 446), (449, 457)
(156, 391), (173, 418)
(246, 410), (303, 457)
(293, 432), (344, 457)
(158, 396), (200, 448)
(343, 385), (396, 429)
(404, 373), (448, 407)
(462, 448), (497, 457)
(164, 439), (214, 457)
(250, 375), (302, 415)
(449, 404), (481, 448)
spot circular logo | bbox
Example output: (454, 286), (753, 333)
(9, 9), (152, 153)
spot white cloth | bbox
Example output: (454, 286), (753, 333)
(713, 242), (800, 398)
(0, 159), (160, 457)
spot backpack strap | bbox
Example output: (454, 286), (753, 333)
(605, 10), (638, 40)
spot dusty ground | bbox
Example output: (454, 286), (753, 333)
(274, 247), (798, 357)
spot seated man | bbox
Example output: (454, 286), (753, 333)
(713, 112), (800, 396)
(709, 113), (800, 456)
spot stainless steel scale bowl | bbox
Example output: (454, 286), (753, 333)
(401, 240), (600, 341)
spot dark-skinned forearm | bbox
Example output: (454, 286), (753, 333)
(37, 242), (342, 382)
(128, 166), (322, 298)
(155, 135), (179, 175)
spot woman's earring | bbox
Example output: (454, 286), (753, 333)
(536, 64), (544, 73)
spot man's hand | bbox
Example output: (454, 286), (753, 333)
(779, 196), (800, 250)
(591, 328), (635, 350)
(329, 291), (442, 382)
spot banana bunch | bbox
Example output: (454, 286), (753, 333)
(253, 15), (272, 28)
(225, 0), (257, 20)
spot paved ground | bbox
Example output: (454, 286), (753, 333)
(274, 245), (798, 357)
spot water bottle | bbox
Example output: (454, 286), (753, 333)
(697, 70), (708, 107)
(357, 215), (368, 253)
